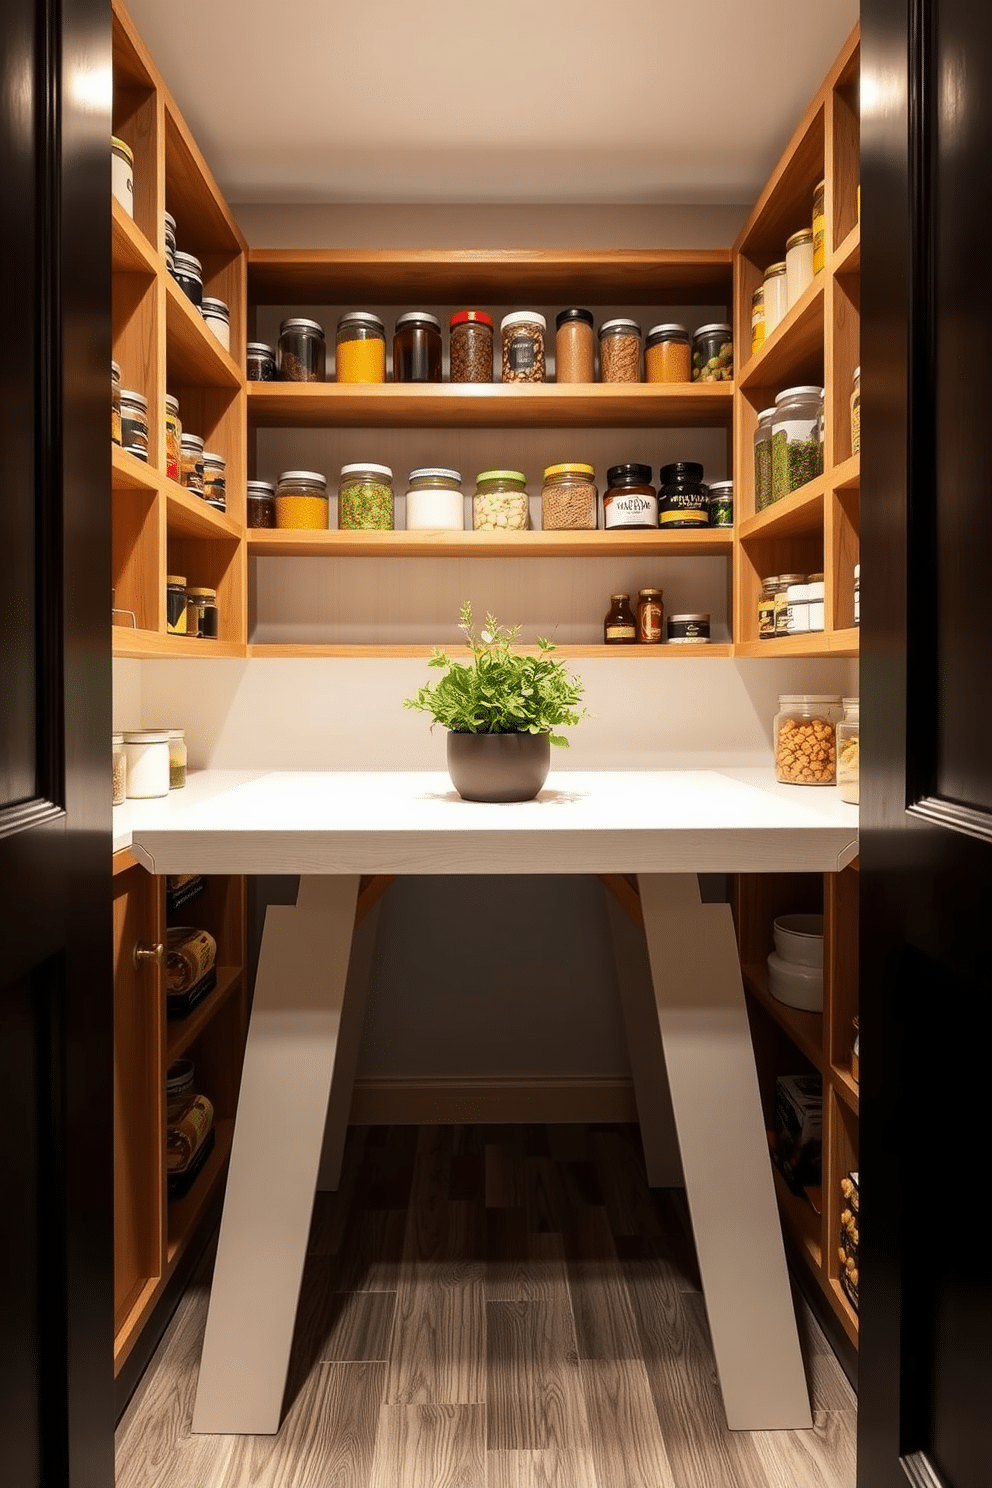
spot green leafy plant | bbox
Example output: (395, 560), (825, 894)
(404, 602), (587, 747)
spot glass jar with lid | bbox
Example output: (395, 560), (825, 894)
(201, 297), (231, 352)
(753, 406), (776, 511)
(336, 311), (386, 383)
(775, 572), (807, 636)
(773, 695), (842, 786)
(757, 577), (779, 639)
(541, 463), (597, 530)
(851, 365), (861, 456)
(164, 394), (182, 481)
(785, 228), (815, 308)
(837, 698), (859, 804)
(405, 468), (463, 531)
(644, 324), (691, 383)
(168, 729), (187, 789)
(750, 288), (766, 355)
(278, 317), (326, 382)
(599, 319), (641, 383)
(180, 433), (205, 496)
(120, 389), (148, 461)
(111, 136), (134, 217)
(658, 460), (709, 528)
(692, 323), (733, 382)
(604, 593), (636, 645)
(771, 386), (823, 500)
(112, 733), (127, 805)
(812, 180), (826, 274)
(246, 479), (276, 529)
(763, 262), (788, 336)
(554, 308), (594, 383)
(603, 463), (656, 530)
(636, 589), (664, 644)
(173, 251), (203, 309)
(246, 342), (275, 381)
(338, 463), (394, 530)
(275, 470), (329, 530)
(111, 361), (122, 445)
(123, 731), (170, 798)
(393, 312), (442, 382)
(166, 575), (188, 634)
(187, 588), (219, 638)
(500, 312), (546, 383)
(449, 311), (494, 384)
(708, 480), (734, 528)
(473, 470), (529, 531)
(201, 451), (226, 511)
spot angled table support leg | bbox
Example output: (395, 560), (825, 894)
(191, 874), (360, 1435)
(636, 873), (813, 1432)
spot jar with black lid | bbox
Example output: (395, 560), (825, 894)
(278, 318), (326, 382)
(120, 389), (148, 461)
(393, 312), (442, 382)
(555, 308), (595, 384)
(246, 342), (276, 381)
(602, 463), (657, 530)
(246, 479), (276, 529)
(173, 251), (203, 309)
(449, 311), (493, 384)
(658, 461), (709, 528)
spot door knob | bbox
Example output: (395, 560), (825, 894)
(133, 940), (164, 970)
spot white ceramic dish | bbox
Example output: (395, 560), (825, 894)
(772, 912), (824, 967)
(767, 950), (824, 1012)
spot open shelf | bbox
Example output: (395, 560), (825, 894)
(246, 527), (734, 560)
(743, 963), (824, 1072)
(113, 625), (246, 659)
(165, 482), (242, 540)
(248, 641), (733, 660)
(165, 275), (242, 389)
(167, 967), (244, 1063)
(166, 1119), (234, 1263)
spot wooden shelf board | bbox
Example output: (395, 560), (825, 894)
(770, 1160), (823, 1270)
(832, 453), (860, 492)
(113, 626), (246, 659)
(112, 848), (139, 876)
(832, 1065), (861, 1115)
(734, 629), (859, 658)
(112, 442), (160, 494)
(165, 275), (242, 389)
(247, 380), (734, 430)
(166, 1118), (233, 1265)
(165, 482), (243, 541)
(166, 967), (244, 1064)
(739, 477), (825, 541)
(246, 527), (734, 560)
(827, 1277), (860, 1347)
(112, 198), (159, 276)
(114, 1271), (165, 1374)
(739, 279), (826, 392)
(248, 641), (734, 660)
(833, 223), (861, 278)
(744, 963), (824, 1071)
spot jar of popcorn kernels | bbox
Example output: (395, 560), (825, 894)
(773, 695), (842, 786)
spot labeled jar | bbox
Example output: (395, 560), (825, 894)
(750, 288), (766, 355)
(541, 463), (597, 530)
(201, 297), (231, 353)
(168, 729), (187, 789)
(692, 323), (733, 382)
(123, 730), (170, 798)
(173, 251), (203, 309)
(473, 470), (529, 531)
(645, 323), (691, 383)
(164, 211), (176, 275)
(449, 311), (494, 384)
(275, 469), (328, 530)
(771, 386), (823, 499)
(807, 573), (825, 632)
(775, 572), (807, 636)
(708, 480), (734, 528)
(757, 577), (779, 639)
(180, 433), (205, 497)
(164, 394), (181, 482)
(335, 311), (386, 383)
(854, 562), (860, 625)
(405, 467), (464, 531)
(278, 318), (326, 382)
(603, 463), (656, 530)
(754, 406), (776, 512)
(500, 312), (546, 383)
(812, 180), (826, 274)
(111, 136), (134, 217)
(599, 319), (642, 383)
(604, 593), (637, 645)
(785, 228), (815, 308)
(187, 588), (218, 639)
(112, 733), (127, 805)
(786, 578), (810, 634)
(554, 307), (594, 383)
(851, 365), (860, 456)
(392, 312), (442, 383)
(246, 342), (276, 381)
(166, 575), (188, 634)
(774, 695), (841, 786)
(339, 463), (394, 530)
(763, 262), (788, 336)
(201, 451), (226, 511)
(658, 461), (709, 528)
(247, 480), (276, 528)
(637, 588), (664, 644)
(120, 389), (148, 461)
(111, 361), (122, 446)
(667, 613), (710, 644)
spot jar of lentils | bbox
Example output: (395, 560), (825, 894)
(541, 463), (597, 530)
(338, 463), (394, 530)
(246, 479), (276, 528)
(278, 317), (326, 382)
(336, 311), (386, 383)
(554, 308), (595, 383)
(473, 470), (529, 531)
(449, 311), (494, 384)
(599, 319), (641, 382)
(275, 470), (328, 530)
(500, 312), (546, 383)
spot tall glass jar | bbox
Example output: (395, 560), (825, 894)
(278, 317), (326, 382)
(405, 468), (463, 530)
(173, 251), (203, 309)
(692, 322), (733, 381)
(636, 588), (664, 644)
(554, 308), (594, 383)
(338, 463), (394, 530)
(500, 312), (546, 383)
(201, 297), (231, 352)
(164, 394), (182, 482)
(541, 463), (597, 530)
(837, 698), (860, 804)
(812, 179), (826, 274)
(750, 288), (766, 355)
(785, 228), (815, 308)
(599, 319), (641, 382)
(393, 312), (442, 382)
(644, 324), (691, 383)
(851, 365), (861, 455)
(757, 577), (779, 639)
(275, 470), (328, 530)
(168, 729), (187, 789)
(763, 262), (788, 336)
(449, 311), (494, 384)
(335, 312), (386, 383)
(120, 389), (148, 461)
(773, 695), (842, 786)
(111, 360), (122, 445)
(473, 470), (529, 531)
(771, 386), (823, 500)
(602, 464), (656, 530)
(753, 406), (776, 511)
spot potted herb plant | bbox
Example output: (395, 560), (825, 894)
(404, 602), (587, 801)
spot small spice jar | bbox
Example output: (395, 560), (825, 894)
(164, 211), (176, 275)
(554, 308), (594, 384)
(111, 136), (134, 217)
(111, 361), (122, 446)
(645, 323), (692, 383)
(751, 287), (766, 355)
(246, 479), (276, 529)
(120, 389), (148, 461)
(667, 613), (710, 644)
(275, 470), (328, 530)
(775, 572), (807, 636)
(339, 463), (395, 530)
(602, 463), (657, 530)
(753, 406), (776, 512)
(123, 731), (170, 798)
(692, 323), (733, 382)
(392, 312), (442, 383)
(854, 563), (861, 625)
(763, 262), (788, 336)
(473, 470), (529, 531)
(500, 312), (546, 383)
(278, 318), (326, 382)
(164, 394), (182, 482)
(168, 729), (187, 789)
(173, 251), (203, 309)
(166, 575), (188, 634)
(658, 461), (709, 529)
(405, 468), (464, 531)
(187, 588), (219, 639)
(837, 698), (859, 804)
(757, 577), (779, 639)
(708, 480), (734, 528)
(604, 593), (637, 645)
(812, 180), (826, 274)
(112, 733), (127, 805)
(335, 312), (386, 383)
(771, 386), (823, 500)
(851, 365), (861, 456)
(201, 451), (226, 511)
(636, 588), (664, 644)
(180, 433), (205, 497)
(246, 342), (276, 381)
(201, 297), (231, 353)
(785, 228), (815, 308)
(773, 695), (842, 786)
(598, 318), (642, 383)
(541, 463), (597, 530)
(449, 311), (494, 384)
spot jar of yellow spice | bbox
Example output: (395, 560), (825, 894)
(275, 469), (329, 530)
(335, 311), (386, 383)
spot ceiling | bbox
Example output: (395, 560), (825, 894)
(125, 0), (859, 207)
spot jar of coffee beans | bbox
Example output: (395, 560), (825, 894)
(278, 318), (326, 382)
(449, 311), (493, 383)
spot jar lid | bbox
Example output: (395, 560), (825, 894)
(659, 461), (705, 484)
(112, 732), (124, 743)
(778, 573), (808, 583)
(202, 451), (225, 467)
(694, 322), (732, 337)
(408, 467), (462, 483)
(610, 593), (631, 600)
(394, 311), (441, 331)
(786, 228), (814, 248)
(778, 694), (843, 703)
(555, 307), (594, 329)
(187, 588), (217, 599)
(606, 463), (652, 486)
(762, 576), (781, 587)
(814, 178), (826, 192)
(180, 433), (204, 449)
(167, 574), (186, 586)
(111, 135), (134, 163)
(638, 588), (663, 597)
(278, 469), (327, 485)
(123, 730), (169, 743)
(757, 407), (777, 421)
(751, 287), (765, 302)
(599, 317), (641, 337)
(173, 250), (202, 273)
(450, 310), (494, 328)
(708, 480), (733, 495)
(646, 322), (689, 339)
(854, 563), (861, 576)
(476, 469), (526, 484)
(340, 462), (393, 479)
(201, 296), (230, 316)
(120, 389), (148, 406)
(247, 480), (276, 496)
(500, 311), (547, 331)
(111, 359), (121, 376)
(280, 317), (324, 335)
(807, 571), (825, 582)
(669, 613), (710, 622)
(167, 728), (185, 739)
(164, 393), (179, 413)
(543, 463), (595, 480)
(775, 385), (824, 401)
(247, 341), (275, 354)
(338, 311), (385, 331)
(853, 364), (860, 379)
(765, 262), (787, 276)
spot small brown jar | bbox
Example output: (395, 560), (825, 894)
(637, 588), (664, 643)
(555, 307), (595, 383)
(393, 312), (442, 382)
(604, 593), (637, 645)
(246, 479), (276, 528)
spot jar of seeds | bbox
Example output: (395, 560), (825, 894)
(554, 308), (595, 383)
(338, 463), (394, 530)
(599, 318), (641, 382)
(336, 312), (386, 382)
(473, 470), (529, 530)
(771, 386), (823, 500)
(541, 463), (597, 530)
(644, 323), (691, 383)
(278, 318), (326, 382)
(275, 470), (328, 530)
(449, 311), (494, 384)
(500, 312), (546, 383)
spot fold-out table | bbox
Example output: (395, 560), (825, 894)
(124, 767), (858, 1437)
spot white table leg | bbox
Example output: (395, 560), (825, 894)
(191, 874), (360, 1435)
(636, 873), (813, 1431)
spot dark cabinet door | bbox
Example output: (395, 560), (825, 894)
(859, 2), (992, 1486)
(0, 0), (113, 1482)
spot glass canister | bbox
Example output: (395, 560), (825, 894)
(602, 463), (657, 530)
(837, 698), (859, 804)
(750, 288), (766, 355)
(667, 613), (711, 644)
(335, 311), (386, 383)
(636, 588), (664, 644)
(275, 469), (329, 530)
(123, 731), (170, 798)
(278, 318), (326, 382)
(785, 228), (815, 308)
(187, 588), (219, 639)
(405, 467), (464, 530)
(392, 312), (442, 382)
(120, 389), (148, 461)
(658, 460), (709, 529)
(246, 479), (276, 529)
(644, 323), (691, 383)
(692, 322), (733, 382)
(773, 695), (842, 786)
(166, 575), (188, 634)
(604, 593), (637, 645)
(554, 307), (594, 383)
(500, 311), (546, 383)
(338, 463), (395, 530)
(753, 406), (776, 511)
(201, 297), (231, 353)
(173, 251), (203, 309)
(246, 342), (276, 381)
(812, 180), (826, 274)
(201, 451), (226, 511)
(112, 733), (127, 805)
(164, 394), (181, 482)
(473, 470), (529, 531)
(180, 433), (205, 497)
(599, 318), (642, 383)
(851, 365), (861, 455)
(757, 577), (779, 639)
(763, 262), (788, 336)
(771, 386), (823, 500)
(541, 463), (597, 530)
(111, 136), (134, 217)
(775, 572), (807, 636)
(708, 480), (734, 528)
(168, 729), (187, 789)
(111, 361), (122, 446)
(449, 311), (494, 384)
(164, 210), (176, 275)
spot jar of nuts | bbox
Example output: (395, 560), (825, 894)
(500, 312), (546, 383)
(541, 463), (597, 530)
(598, 318), (641, 382)
(773, 695), (842, 786)
(450, 311), (494, 383)
(472, 470), (529, 531)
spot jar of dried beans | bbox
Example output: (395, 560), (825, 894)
(554, 307), (595, 383)
(449, 311), (493, 383)
(500, 312), (546, 383)
(338, 463), (395, 530)
(473, 470), (529, 531)
(598, 318), (641, 382)
(541, 463), (597, 530)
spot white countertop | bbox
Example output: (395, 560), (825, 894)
(115, 768), (858, 876)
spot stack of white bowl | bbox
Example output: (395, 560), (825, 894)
(767, 913), (824, 1011)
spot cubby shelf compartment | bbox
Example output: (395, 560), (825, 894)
(112, 442), (159, 492)
(113, 626), (246, 660)
(165, 483), (242, 541)
(740, 278), (826, 392)
(246, 528), (734, 560)
(734, 630), (859, 659)
(739, 476), (825, 541)
(112, 198), (160, 276)
(165, 275), (242, 389)
(166, 967), (244, 1064)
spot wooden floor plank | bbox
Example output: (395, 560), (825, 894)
(334, 1208), (408, 1293)
(749, 1408), (858, 1488)
(588, 1126), (666, 1240)
(578, 1357), (679, 1488)
(486, 1211), (568, 1302)
(487, 1448), (597, 1488)
(320, 1291), (397, 1363)
(486, 1300), (590, 1451)
(369, 1404), (486, 1488)
(562, 1206), (642, 1360)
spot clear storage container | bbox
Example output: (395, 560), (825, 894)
(246, 342), (275, 381)
(753, 406), (776, 511)
(645, 323), (691, 383)
(786, 228), (815, 307)
(771, 385), (823, 500)
(473, 470), (529, 531)
(335, 312), (386, 383)
(275, 469), (329, 530)
(168, 729), (187, 789)
(598, 319), (641, 383)
(405, 468), (464, 530)
(449, 311), (494, 384)
(246, 479), (276, 528)
(773, 695), (842, 786)
(339, 463), (394, 529)
(692, 322), (733, 382)
(541, 463), (597, 530)
(278, 317), (326, 382)
(393, 312), (442, 382)
(763, 262), (788, 336)
(554, 308), (594, 383)
(500, 312), (546, 383)
(180, 433), (205, 497)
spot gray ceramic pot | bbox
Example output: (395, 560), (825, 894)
(446, 730), (551, 803)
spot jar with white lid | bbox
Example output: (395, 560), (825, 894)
(500, 312), (546, 383)
(338, 463), (394, 530)
(473, 470), (529, 531)
(201, 451), (226, 511)
(837, 698), (859, 804)
(773, 696), (842, 786)
(771, 386), (823, 500)
(753, 406), (776, 511)
(692, 322), (733, 382)
(278, 317), (326, 382)
(275, 470), (328, 530)
(173, 251), (203, 309)
(111, 136), (134, 217)
(120, 390), (148, 461)
(180, 433), (205, 497)
(599, 319), (642, 383)
(763, 262), (788, 336)
(405, 468), (464, 531)
(785, 228), (815, 308)
(201, 297), (231, 352)
(112, 733), (126, 805)
(123, 730), (170, 798)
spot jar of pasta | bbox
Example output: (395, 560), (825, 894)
(541, 464), (597, 530)
(338, 463), (394, 530)
(599, 319), (641, 383)
(275, 470), (329, 530)
(644, 323), (691, 383)
(773, 695), (842, 786)
(500, 312), (546, 383)
(473, 470), (529, 531)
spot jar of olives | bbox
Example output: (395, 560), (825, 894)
(473, 470), (529, 531)
(338, 463), (394, 530)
